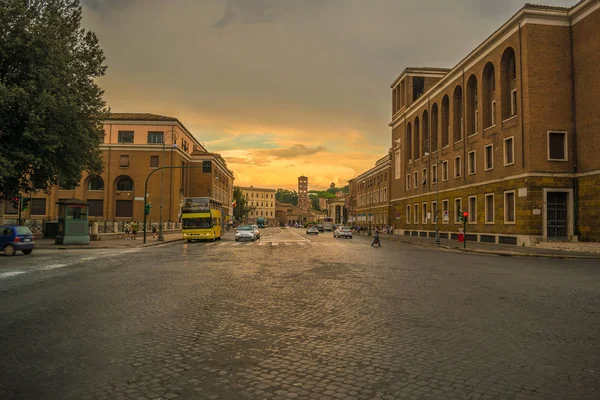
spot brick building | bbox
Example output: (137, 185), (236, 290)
(348, 152), (392, 228)
(3, 113), (234, 227)
(239, 186), (276, 225)
(388, 0), (600, 244)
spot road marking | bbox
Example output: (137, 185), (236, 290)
(285, 228), (310, 242)
(39, 263), (68, 271)
(271, 242), (279, 246)
(0, 271), (27, 279)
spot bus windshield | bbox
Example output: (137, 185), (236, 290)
(182, 217), (212, 229)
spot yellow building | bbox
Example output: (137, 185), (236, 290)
(2, 113), (234, 230)
(239, 186), (276, 225)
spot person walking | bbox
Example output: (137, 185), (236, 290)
(131, 221), (139, 240)
(151, 221), (158, 239)
(371, 228), (381, 247)
(124, 222), (131, 239)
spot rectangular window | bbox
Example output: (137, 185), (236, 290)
(442, 161), (448, 181)
(510, 89), (517, 116)
(118, 131), (134, 143)
(117, 200), (133, 218)
(504, 137), (514, 166)
(422, 168), (427, 186)
(413, 204), (418, 224)
(384, 188), (387, 201)
(454, 156), (461, 178)
(431, 201), (438, 223)
(484, 144), (493, 170)
(31, 198), (47, 216)
(406, 205), (411, 224)
(413, 172), (418, 189)
(422, 203), (427, 224)
(202, 160), (212, 173)
(468, 151), (476, 175)
(454, 198), (462, 223)
(504, 191), (516, 224)
(548, 131), (567, 161)
(406, 174), (411, 190)
(485, 193), (494, 223)
(442, 199), (449, 224)
(474, 109), (479, 134)
(119, 155), (129, 167)
(150, 155), (159, 168)
(432, 164), (438, 184)
(468, 195), (477, 224)
(88, 200), (104, 217)
(395, 150), (401, 179)
(147, 131), (164, 144)
(4, 199), (18, 214)
(491, 101), (496, 126)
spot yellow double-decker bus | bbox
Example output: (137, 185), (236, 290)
(181, 197), (223, 242)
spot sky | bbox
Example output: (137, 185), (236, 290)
(80, 0), (574, 191)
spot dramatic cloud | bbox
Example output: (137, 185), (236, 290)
(81, 0), (575, 190)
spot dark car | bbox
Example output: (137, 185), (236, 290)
(0, 226), (35, 256)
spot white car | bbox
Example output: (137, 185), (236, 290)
(306, 225), (319, 235)
(334, 226), (353, 239)
(235, 225), (256, 241)
(251, 224), (261, 239)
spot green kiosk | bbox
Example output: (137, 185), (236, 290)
(55, 199), (90, 245)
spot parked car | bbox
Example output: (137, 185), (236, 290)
(317, 224), (324, 232)
(334, 226), (353, 239)
(251, 224), (261, 239)
(235, 225), (256, 241)
(0, 226), (35, 256)
(306, 225), (319, 235)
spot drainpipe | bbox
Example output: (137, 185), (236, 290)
(106, 124), (112, 230)
(518, 23), (525, 169)
(569, 23), (579, 237)
(462, 69), (466, 183)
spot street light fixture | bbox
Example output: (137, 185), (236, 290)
(424, 139), (440, 245)
(158, 129), (179, 241)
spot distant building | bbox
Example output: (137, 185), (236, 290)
(297, 176), (309, 212)
(239, 186), (276, 225)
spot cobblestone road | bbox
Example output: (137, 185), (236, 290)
(0, 228), (599, 399)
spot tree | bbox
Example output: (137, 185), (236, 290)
(0, 0), (108, 198)
(330, 182), (335, 188)
(309, 194), (321, 211)
(232, 186), (250, 222)
(275, 189), (298, 206)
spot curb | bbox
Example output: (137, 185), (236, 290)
(354, 233), (600, 259)
(34, 238), (184, 250)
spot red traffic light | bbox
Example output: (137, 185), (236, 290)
(463, 211), (469, 217)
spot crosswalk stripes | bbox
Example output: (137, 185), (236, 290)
(189, 240), (339, 248)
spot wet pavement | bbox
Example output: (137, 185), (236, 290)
(0, 227), (599, 399)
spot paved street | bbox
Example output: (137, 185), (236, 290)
(1, 227), (599, 400)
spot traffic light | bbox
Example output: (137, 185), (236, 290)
(144, 203), (152, 215)
(21, 197), (30, 211)
(458, 209), (469, 222)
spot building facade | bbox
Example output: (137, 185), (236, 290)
(389, 0), (600, 244)
(2, 113), (234, 227)
(348, 153), (392, 228)
(297, 176), (309, 211)
(239, 186), (276, 225)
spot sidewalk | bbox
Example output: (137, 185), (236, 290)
(35, 231), (184, 250)
(355, 231), (600, 259)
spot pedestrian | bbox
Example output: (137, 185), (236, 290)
(131, 221), (138, 240)
(124, 222), (131, 239)
(151, 221), (158, 239)
(371, 228), (381, 247)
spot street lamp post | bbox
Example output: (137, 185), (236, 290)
(424, 139), (440, 245)
(158, 129), (179, 241)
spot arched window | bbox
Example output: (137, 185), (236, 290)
(422, 110), (429, 156)
(414, 117), (420, 160)
(406, 122), (412, 163)
(482, 62), (496, 128)
(116, 176), (134, 192)
(466, 75), (478, 136)
(501, 47), (517, 120)
(87, 176), (104, 191)
(452, 85), (463, 142)
(431, 103), (439, 151)
(441, 95), (450, 148)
